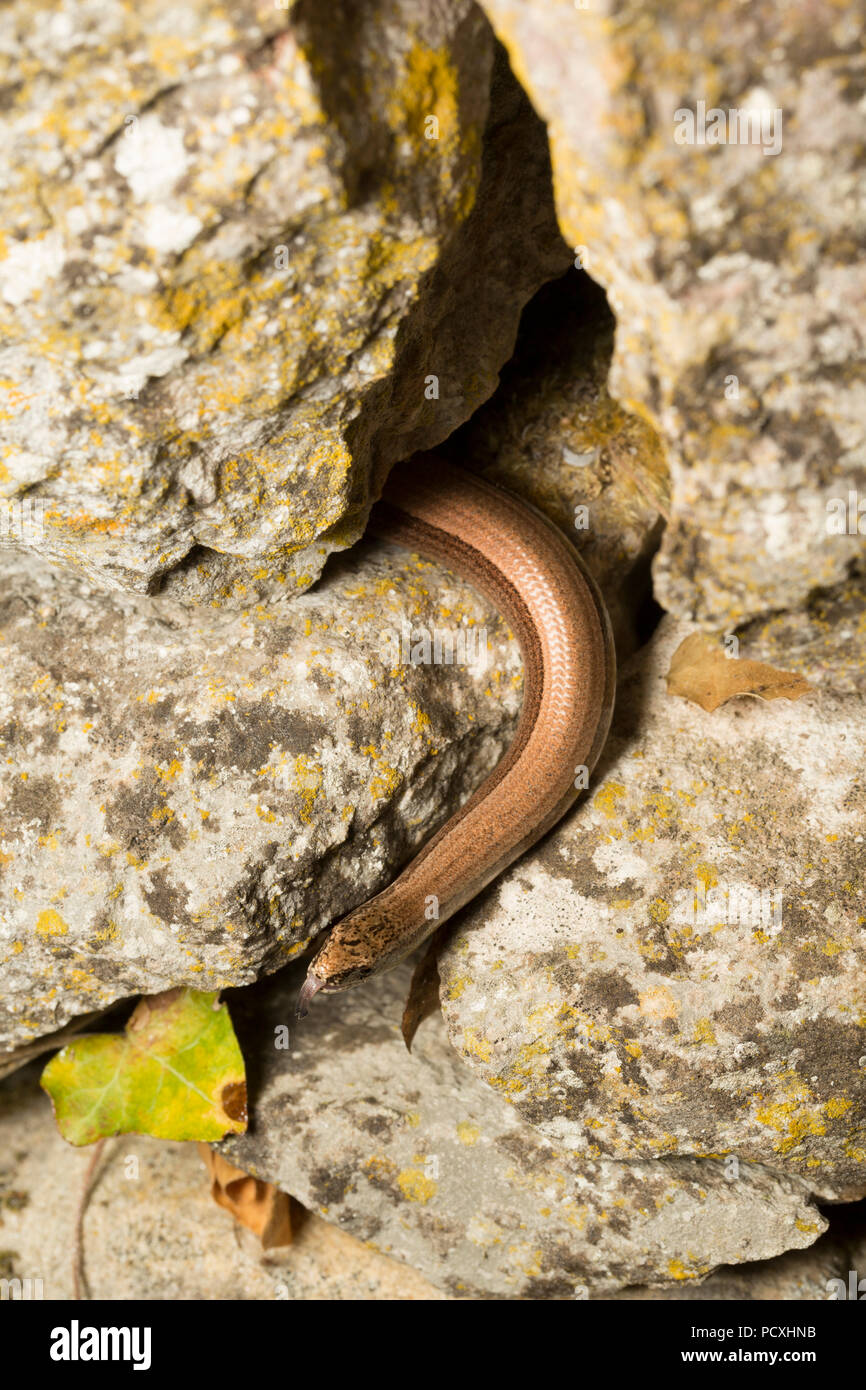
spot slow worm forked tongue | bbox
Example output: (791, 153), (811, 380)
(296, 971), (325, 1019)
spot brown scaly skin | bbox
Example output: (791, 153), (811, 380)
(298, 455), (615, 1016)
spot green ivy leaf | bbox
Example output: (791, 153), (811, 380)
(41, 988), (248, 1147)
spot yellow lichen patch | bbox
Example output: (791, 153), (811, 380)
(824, 1096), (853, 1119)
(456, 1121), (480, 1146)
(694, 862), (719, 891)
(822, 937), (852, 957)
(593, 781), (626, 820)
(155, 759), (183, 782)
(462, 1027), (493, 1063)
(90, 920), (120, 945)
(389, 41), (459, 148)
(369, 763), (401, 801)
(397, 1168), (437, 1204)
(667, 1257), (704, 1282)
(409, 702), (432, 738)
(291, 754), (323, 824)
(843, 1138), (866, 1164)
(363, 1154), (397, 1185)
(754, 1100), (826, 1153)
(794, 1218), (821, 1235)
(36, 909), (69, 937)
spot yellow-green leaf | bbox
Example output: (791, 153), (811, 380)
(41, 988), (247, 1147)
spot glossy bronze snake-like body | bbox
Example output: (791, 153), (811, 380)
(298, 458), (616, 1012)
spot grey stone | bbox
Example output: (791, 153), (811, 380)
(7, 1056), (864, 1301)
(3, 1055), (865, 1300)
(438, 613), (866, 1202)
(219, 957), (825, 1299)
(0, 536), (521, 1051)
(0, 0), (566, 603)
(614, 1202), (866, 1301)
(474, 0), (866, 625)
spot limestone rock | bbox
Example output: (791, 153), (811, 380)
(0, 0), (566, 603)
(6, 1057), (863, 1300)
(0, 536), (522, 1052)
(219, 957), (824, 1299)
(475, 0), (866, 625)
(614, 1201), (866, 1301)
(438, 613), (866, 1201)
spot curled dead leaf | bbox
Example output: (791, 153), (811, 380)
(666, 633), (811, 713)
(199, 1145), (293, 1250)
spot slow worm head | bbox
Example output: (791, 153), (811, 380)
(298, 456), (616, 1014)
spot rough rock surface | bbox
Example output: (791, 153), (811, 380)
(616, 1201), (866, 1300)
(476, 0), (866, 625)
(219, 957), (824, 1299)
(5, 1060), (864, 1300)
(0, 0), (566, 603)
(438, 613), (866, 1201)
(0, 535), (523, 1052)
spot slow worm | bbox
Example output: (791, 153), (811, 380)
(298, 457), (616, 1013)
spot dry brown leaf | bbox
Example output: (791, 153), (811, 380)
(199, 1144), (293, 1249)
(666, 633), (811, 713)
(401, 935), (443, 1052)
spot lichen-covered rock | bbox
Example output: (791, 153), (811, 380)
(7, 1057), (863, 1300)
(0, 537), (523, 1052)
(614, 1201), (866, 1301)
(442, 271), (669, 656)
(0, 0), (566, 603)
(219, 957), (824, 1299)
(475, 0), (866, 625)
(438, 613), (866, 1201)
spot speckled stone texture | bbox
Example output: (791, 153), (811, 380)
(218, 957), (824, 1299)
(437, 613), (866, 1202)
(5, 1058), (864, 1301)
(0, 0), (567, 603)
(475, 0), (866, 625)
(1, 0), (864, 1303)
(0, 536), (523, 1052)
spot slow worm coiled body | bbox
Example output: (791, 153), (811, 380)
(298, 457), (616, 1012)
